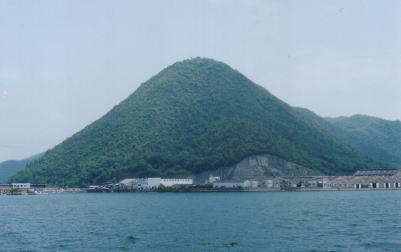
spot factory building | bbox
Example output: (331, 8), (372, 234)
(118, 177), (193, 190)
(212, 180), (260, 188)
(212, 169), (401, 191)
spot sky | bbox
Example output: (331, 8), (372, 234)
(0, 0), (400, 162)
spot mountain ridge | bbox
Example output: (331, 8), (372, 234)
(10, 58), (389, 186)
(0, 153), (44, 183)
(325, 114), (401, 164)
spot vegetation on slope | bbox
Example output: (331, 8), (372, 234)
(295, 108), (401, 167)
(11, 58), (385, 186)
(0, 153), (43, 183)
(326, 115), (401, 165)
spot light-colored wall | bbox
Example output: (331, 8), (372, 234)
(213, 182), (244, 188)
(12, 183), (30, 189)
(160, 178), (193, 187)
(147, 178), (162, 188)
(120, 177), (193, 189)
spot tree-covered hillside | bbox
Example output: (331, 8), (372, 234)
(326, 115), (401, 165)
(0, 153), (43, 183)
(11, 58), (386, 186)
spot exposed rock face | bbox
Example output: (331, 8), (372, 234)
(194, 154), (322, 183)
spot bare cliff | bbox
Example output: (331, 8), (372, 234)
(194, 153), (322, 183)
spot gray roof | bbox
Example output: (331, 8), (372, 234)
(353, 169), (400, 176)
(328, 176), (401, 184)
(213, 180), (245, 183)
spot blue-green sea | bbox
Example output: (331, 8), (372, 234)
(1, 191), (401, 252)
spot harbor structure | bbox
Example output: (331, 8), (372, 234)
(0, 183), (46, 194)
(212, 169), (401, 190)
(117, 177), (193, 190)
(212, 179), (260, 189)
(212, 180), (248, 189)
(324, 175), (401, 189)
(90, 169), (401, 192)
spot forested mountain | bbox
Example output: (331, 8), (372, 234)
(0, 153), (43, 183)
(10, 58), (386, 186)
(295, 108), (401, 166)
(326, 115), (401, 165)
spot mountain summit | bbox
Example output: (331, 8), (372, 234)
(12, 58), (384, 186)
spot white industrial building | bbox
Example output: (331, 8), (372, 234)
(212, 180), (259, 189)
(262, 179), (281, 189)
(0, 183), (46, 194)
(118, 177), (193, 190)
(158, 178), (193, 187)
(12, 183), (31, 189)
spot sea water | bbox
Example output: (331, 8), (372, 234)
(1, 191), (401, 252)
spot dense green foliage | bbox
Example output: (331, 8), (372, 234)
(0, 153), (43, 183)
(326, 115), (401, 165)
(10, 58), (387, 186)
(295, 108), (401, 167)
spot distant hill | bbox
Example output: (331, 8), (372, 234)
(294, 108), (401, 167)
(0, 153), (43, 183)
(11, 58), (386, 187)
(326, 115), (401, 165)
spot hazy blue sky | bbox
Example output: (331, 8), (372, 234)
(0, 0), (400, 161)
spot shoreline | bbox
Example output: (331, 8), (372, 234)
(86, 187), (401, 193)
(6, 186), (401, 195)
